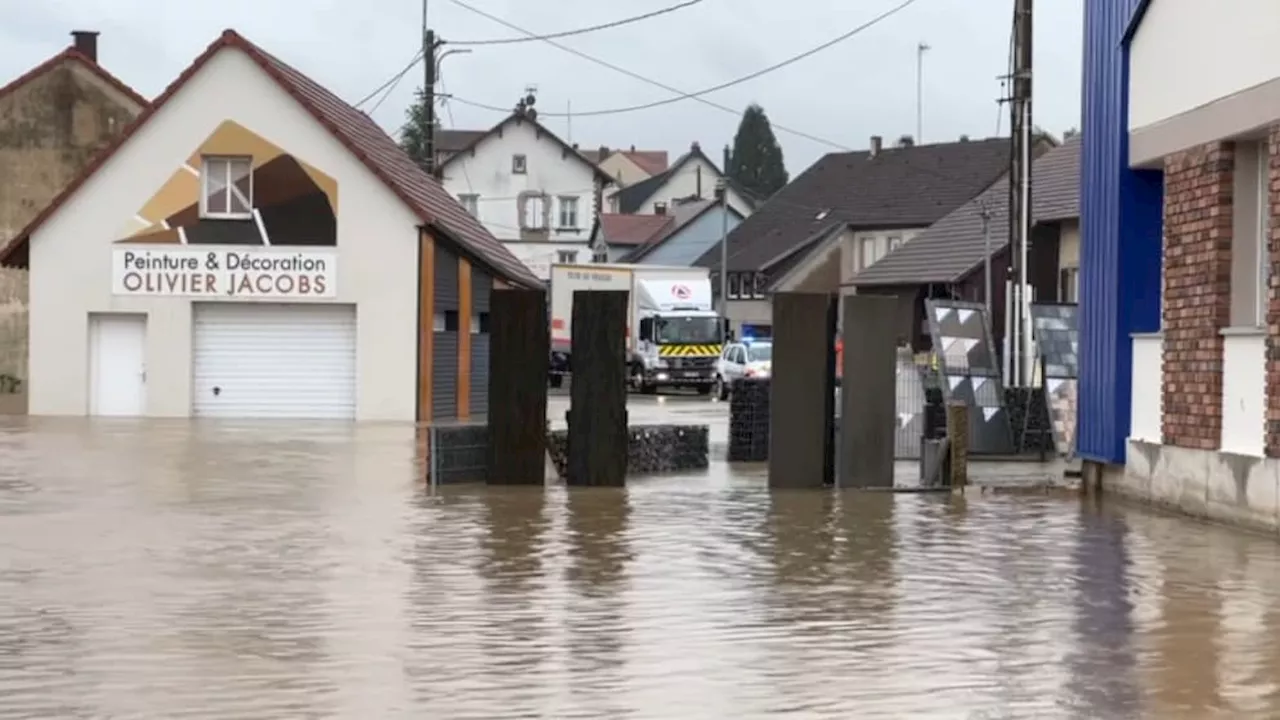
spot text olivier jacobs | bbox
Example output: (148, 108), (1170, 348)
(117, 250), (332, 297)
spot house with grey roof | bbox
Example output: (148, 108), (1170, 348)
(609, 142), (757, 217)
(694, 134), (1043, 338)
(851, 134), (1082, 351)
(624, 199), (745, 266)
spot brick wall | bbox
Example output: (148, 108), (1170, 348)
(1162, 142), (1233, 450)
(1266, 126), (1280, 456)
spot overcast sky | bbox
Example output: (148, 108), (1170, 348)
(4, 0), (1082, 174)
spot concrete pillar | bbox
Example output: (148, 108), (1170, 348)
(567, 290), (629, 487)
(487, 289), (548, 485)
(768, 292), (837, 488)
(838, 294), (897, 488)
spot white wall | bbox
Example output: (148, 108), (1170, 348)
(1058, 221), (1080, 269)
(842, 228), (923, 283)
(505, 242), (595, 281)
(1220, 331), (1267, 456)
(1129, 333), (1163, 443)
(631, 155), (754, 217)
(28, 47), (421, 420)
(439, 119), (598, 246)
(1128, 0), (1280, 130)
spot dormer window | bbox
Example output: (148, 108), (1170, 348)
(201, 156), (253, 220)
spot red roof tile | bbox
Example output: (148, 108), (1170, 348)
(0, 30), (539, 288)
(0, 47), (148, 109)
(599, 213), (673, 247)
(620, 150), (669, 176)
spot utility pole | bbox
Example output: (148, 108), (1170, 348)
(717, 144), (732, 326)
(423, 26), (439, 177)
(916, 42), (930, 143)
(980, 199), (993, 321)
(1008, 0), (1033, 386)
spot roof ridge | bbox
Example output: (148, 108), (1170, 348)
(0, 28), (539, 287)
(0, 45), (149, 110)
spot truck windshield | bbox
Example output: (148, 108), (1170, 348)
(655, 316), (721, 344)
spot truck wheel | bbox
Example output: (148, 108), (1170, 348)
(548, 374), (563, 389)
(712, 376), (728, 401)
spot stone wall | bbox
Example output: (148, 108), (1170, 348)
(0, 61), (142, 244)
(0, 267), (26, 404)
(1266, 125), (1280, 456)
(1161, 141), (1233, 450)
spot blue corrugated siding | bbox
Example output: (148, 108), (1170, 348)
(1078, 0), (1165, 463)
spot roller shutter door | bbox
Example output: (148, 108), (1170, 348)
(192, 303), (357, 419)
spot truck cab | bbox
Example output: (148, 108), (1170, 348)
(631, 310), (724, 394)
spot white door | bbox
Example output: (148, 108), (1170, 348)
(192, 303), (356, 419)
(89, 314), (147, 416)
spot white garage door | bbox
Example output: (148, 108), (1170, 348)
(193, 303), (357, 419)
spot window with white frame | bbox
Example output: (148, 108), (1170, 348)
(521, 193), (547, 230)
(556, 249), (578, 263)
(512, 154), (528, 174)
(458, 194), (479, 217)
(558, 196), (579, 229)
(1229, 141), (1271, 327)
(201, 156), (253, 219)
(1060, 267), (1079, 303)
(888, 235), (903, 252)
(728, 273), (742, 299)
(859, 236), (877, 270)
(752, 273), (766, 298)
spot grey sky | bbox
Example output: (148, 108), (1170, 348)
(4, 0), (1082, 174)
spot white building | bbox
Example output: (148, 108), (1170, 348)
(437, 111), (613, 280)
(608, 142), (756, 218)
(0, 30), (538, 422)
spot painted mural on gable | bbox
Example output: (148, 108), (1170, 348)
(116, 120), (338, 247)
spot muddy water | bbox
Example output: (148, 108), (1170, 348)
(3, 417), (1280, 719)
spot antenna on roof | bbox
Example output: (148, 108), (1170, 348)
(515, 85), (538, 121)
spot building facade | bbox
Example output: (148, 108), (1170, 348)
(1082, 0), (1280, 529)
(0, 31), (147, 247)
(437, 113), (612, 280)
(0, 31), (536, 423)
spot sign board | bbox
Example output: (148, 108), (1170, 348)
(112, 248), (337, 298)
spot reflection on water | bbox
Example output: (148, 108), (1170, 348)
(4, 419), (1280, 718)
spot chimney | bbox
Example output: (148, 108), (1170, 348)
(690, 141), (700, 152)
(869, 135), (883, 157)
(654, 202), (668, 215)
(629, 144), (636, 152)
(723, 144), (731, 171)
(897, 134), (915, 148)
(71, 30), (99, 62)
(598, 145), (609, 158)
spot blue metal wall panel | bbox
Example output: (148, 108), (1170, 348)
(1078, 0), (1165, 463)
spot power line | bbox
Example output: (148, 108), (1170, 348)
(448, 0), (924, 149)
(439, 73), (475, 195)
(355, 50), (423, 108)
(367, 59), (414, 115)
(449, 0), (703, 46)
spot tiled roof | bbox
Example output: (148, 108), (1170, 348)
(435, 129), (486, 152)
(620, 150), (669, 176)
(0, 30), (539, 287)
(599, 213), (673, 246)
(0, 46), (148, 109)
(438, 112), (613, 184)
(693, 137), (1014, 273)
(852, 135), (1082, 286)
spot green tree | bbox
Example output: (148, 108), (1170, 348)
(399, 87), (436, 168)
(728, 104), (788, 198)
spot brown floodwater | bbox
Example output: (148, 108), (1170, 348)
(2, 415), (1280, 719)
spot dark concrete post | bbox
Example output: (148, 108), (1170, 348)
(768, 292), (838, 488)
(567, 290), (629, 486)
(839, 294), (898, 488)
(946, 400), (969, 489)
(487, 289), (549, 485)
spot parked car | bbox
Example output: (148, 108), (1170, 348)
(713, 339), (772, 400)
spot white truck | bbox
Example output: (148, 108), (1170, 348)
(548, 263), (726, 394)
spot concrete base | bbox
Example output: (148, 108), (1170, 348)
(0, 392), (26, 415)
(1112, 440), (1280, 533)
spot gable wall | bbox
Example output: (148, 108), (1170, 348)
(28, 47), (423, 418)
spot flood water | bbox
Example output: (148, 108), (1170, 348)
(4, 415), (1280, 719)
